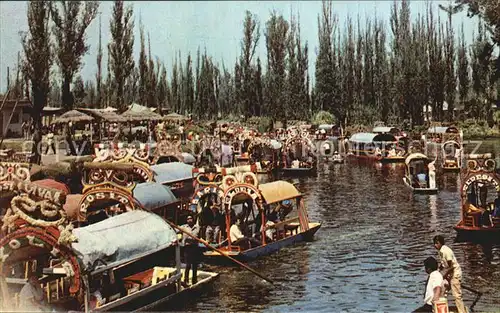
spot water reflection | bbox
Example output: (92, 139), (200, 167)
(162, 140), (500, 312)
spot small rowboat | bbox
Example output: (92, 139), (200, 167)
(403, 153), (438, 194)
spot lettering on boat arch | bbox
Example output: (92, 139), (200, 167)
(223, 183), (261, 205)
(0, 227), (81, 294)
(0, 162), (31, 182)
(461, 173), (500, 197)
(190, 186), (224, 212)
(1, 180), (68, 234)
(79, 188), (136, 220)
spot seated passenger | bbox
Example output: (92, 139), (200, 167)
(416, 172), (427, 187)
(291, 159), (300, 168)
(261, 212), (279, 242)
(493, 197), (500, 217)
(230, 218), (261, 249)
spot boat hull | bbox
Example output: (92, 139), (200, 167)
(403, 177), (438, 194)
(280, 167), (316, 176)
(454, 223), (500, 243)
(203, 222), (321, 263)
(129, 270), (219, 312)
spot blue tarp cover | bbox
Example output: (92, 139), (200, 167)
(151, 162), (194, 184)
(348, 133), (377, 143)
(72, 211), (177, 270)
(133, 182), (178, 209)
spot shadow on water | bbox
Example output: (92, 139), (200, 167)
(157, 140), (500, 312)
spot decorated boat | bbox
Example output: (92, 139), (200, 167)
(425, 125), (461, 145)
(280, 132), (317, 175)
(0, 172), (218, 312)
(441, 140), (462, 172)
(198, 167), (321, 262)
(402, 153), (438, 194)
(347, 132), (407, 163)
(92, 145), (194, 199)
(314, 124), (341, 140)
(454, 153), (500, 241)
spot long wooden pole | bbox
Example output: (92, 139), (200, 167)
(164, 219), (274, 285)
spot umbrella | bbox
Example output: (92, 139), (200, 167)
(78, 108), (126, 123)
(52, 110), (94, 124)
(121, 109), (162, 122)
(164, 112), (188, 121)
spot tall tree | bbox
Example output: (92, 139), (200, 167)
(72, 75), (85, 105)
(108, 0), (135, 111)
(50, 1), (99, 110)
(96, 13), (103, 107)
(457, 23), (470, 114)
(315, 0), (336, 114)
(138, 19), (148, 106)
(265, 11), (289, 125)
(21, 0), (52, 164)
(240, 10), (260, 118)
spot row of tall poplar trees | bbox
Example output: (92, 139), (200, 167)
(17, 0), (500, 163)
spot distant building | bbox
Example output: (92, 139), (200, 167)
(1, 99), (31, 137)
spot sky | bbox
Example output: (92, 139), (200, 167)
(0, 1), (479, 93)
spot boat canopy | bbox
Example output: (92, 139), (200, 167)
(32, 179), (70, 194)
(259, 181), (302, 204)
(348, 133), (377, 143)
(318, 124), (335, 130)
(133, 182), (178, 210)
(181, 152), (196, 164)
(71, 210), (177, 272)
(151, 162), (194, 184)
(405, 153), (430, 165)
(372, 126), (400, 134)
(426, 126), (459, 134)
(63, 194), (84, 220)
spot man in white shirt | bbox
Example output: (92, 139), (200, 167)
(180, 215), (201, 285)
(413, 257), (444, 312)
(230, 218), (260, 248)
(433, 235), (466, 313)
(19, 275), (45, 311)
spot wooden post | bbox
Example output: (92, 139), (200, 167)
(175, 242), (181, 292)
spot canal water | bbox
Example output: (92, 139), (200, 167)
(165, 139), (500, 312)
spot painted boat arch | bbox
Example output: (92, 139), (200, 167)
(0, 226), (82, 294)
(189, 185), (225, 213)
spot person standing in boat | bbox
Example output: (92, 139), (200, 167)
(180, 215), (201, 286)
(413, 257), (444, 312)
(204, 203), (224, 244)
(433, 235), (466, 313)
(428, 159), (436, 189)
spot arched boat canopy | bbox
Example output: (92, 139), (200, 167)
(151, 162), (194, 184)
(71, 210), (178, 272)
(133, 182), (178, 210)
(33, 179), (70, 194)
(405, 153), (430, 165)
(348, 132), (377, 143)
(259, 181), (302, 204)
(181, 152), (196, 164)
(372, 126), (400, 134)
(426, 126), (459, 134)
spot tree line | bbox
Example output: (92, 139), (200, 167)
(9, 0), (500, 135)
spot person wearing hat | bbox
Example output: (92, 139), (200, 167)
(180, 215), (201, 286)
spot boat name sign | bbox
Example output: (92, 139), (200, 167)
(462, 173), (500, 194)
(80, 189), (133, 213)
(224, 184), (260, 204)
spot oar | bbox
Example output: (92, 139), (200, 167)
(462, 284), (483, 312)
(165, 219), (274, 285)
